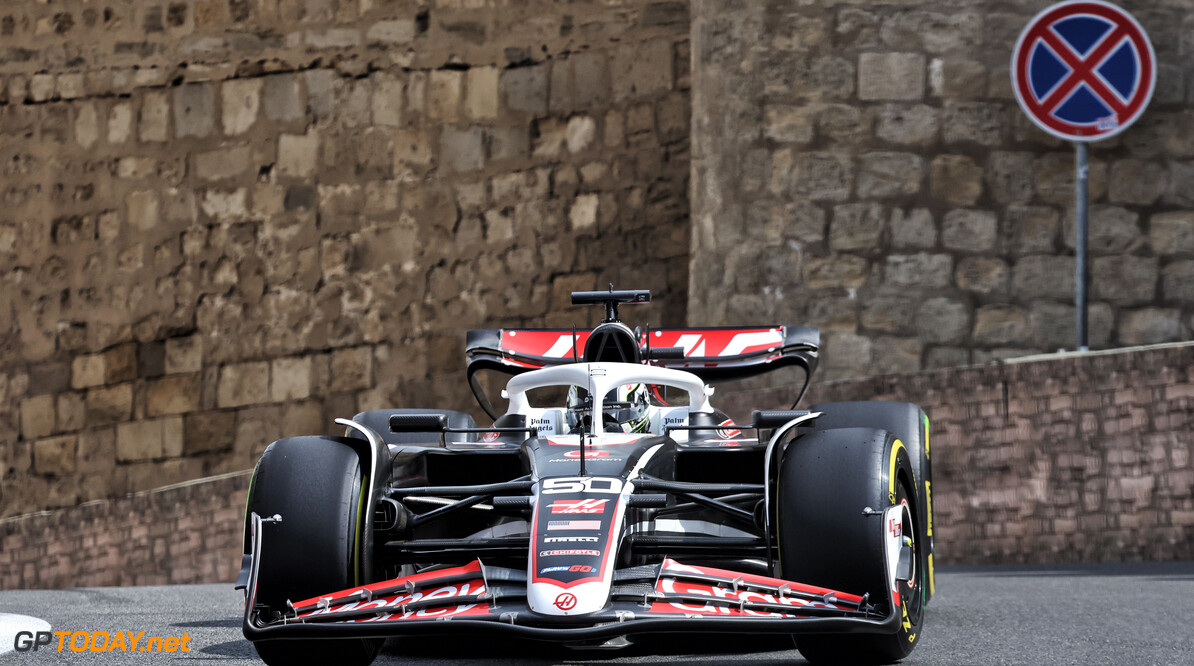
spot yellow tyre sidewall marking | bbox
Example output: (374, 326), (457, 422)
(888, 439), (907, 503)
(923, 414), (936, 597)
(923, 413), (930, 459)
(353, 473), (368, 587)
(926, 477), (935, 597)
(928, 554), (935, 598)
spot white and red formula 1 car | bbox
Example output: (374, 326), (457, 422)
(239, 289), (934, 665)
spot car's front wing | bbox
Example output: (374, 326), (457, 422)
(244, 519), (902, 642)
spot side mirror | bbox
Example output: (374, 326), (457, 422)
(751, 410), (811, 430)
(389, 414), (449, 433)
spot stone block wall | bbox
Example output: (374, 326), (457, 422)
(721, 342), (1194, 564)
(0, 0), (692, 517)
(690, 0), (1194, 382)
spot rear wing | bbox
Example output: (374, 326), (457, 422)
(465, 326), (819, 418)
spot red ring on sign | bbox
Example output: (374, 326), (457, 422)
(1011, 0), (1155, 141)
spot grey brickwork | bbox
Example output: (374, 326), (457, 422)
(1, 472), (248, 589)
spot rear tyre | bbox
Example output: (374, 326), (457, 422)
(777, 428), (924, 665)
(245, 436), (382, 666)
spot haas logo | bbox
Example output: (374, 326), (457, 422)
(548, 499), (608, 514)
(554, 593), (577, 610)
(717, 419), (742, 439)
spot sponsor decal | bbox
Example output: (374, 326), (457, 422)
(553, 593), (578, 611)
(648, 560), (862, 617)
(542, 477), (623, 494)
(563, 449), (610, 459)
(543, 536), (599, 543)
(655, 577), (837, 617)
(547, 520), (600, 530)
(482, 431), (500, 442)
(539, 564), (594, 574)
(664, 330), (782, 357)
(889, 516), (902, 539)
(529, 416), (555, 434)
(539, 549), (600, 557)
(717, 419), (742, 439)
(304, 582), (489, 622)
(12, 630), (192, 654)
(548, 499), (608, 514)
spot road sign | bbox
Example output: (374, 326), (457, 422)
(1011, 1), (1155, 142)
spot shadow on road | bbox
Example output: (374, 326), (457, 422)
(376, 633), (799, 664)
(196, 634), (801, 664)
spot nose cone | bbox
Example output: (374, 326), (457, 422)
(526, 475), (634, 617)
(527, 580), (610, 616)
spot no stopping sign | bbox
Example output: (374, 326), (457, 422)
(1011, 1), (1155, 142)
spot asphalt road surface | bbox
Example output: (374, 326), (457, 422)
(2, 562), (1192, 665)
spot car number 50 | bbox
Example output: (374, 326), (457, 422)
(542, 477), (623, 494)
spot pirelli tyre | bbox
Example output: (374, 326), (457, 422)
(777, 427), (925, 665)
(245, 436), (382, 666)
(810, 400), (935, 603)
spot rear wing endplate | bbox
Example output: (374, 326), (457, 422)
(465, 326), (819, 418)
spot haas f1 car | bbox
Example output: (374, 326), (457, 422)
(239, 289), (934, 665)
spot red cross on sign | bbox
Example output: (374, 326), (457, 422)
(1012, 1), (1155, 142)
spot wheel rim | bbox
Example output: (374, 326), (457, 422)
(898, 485), (924, 631)
(899, 499), (916, 589)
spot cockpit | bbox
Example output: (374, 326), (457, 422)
(499, 362), (714, 440)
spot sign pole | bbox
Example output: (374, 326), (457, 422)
(1074, 141), (1089, 351)
(1012, 1), (1156, 353)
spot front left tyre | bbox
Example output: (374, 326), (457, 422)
(810, 401), (934, 604)
(244, 436), (382, 666)
(776, 427), (925, 665)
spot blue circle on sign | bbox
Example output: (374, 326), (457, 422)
(1029, 15), (1137, 125)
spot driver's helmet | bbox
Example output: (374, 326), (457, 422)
(566, 383), (651, 433)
